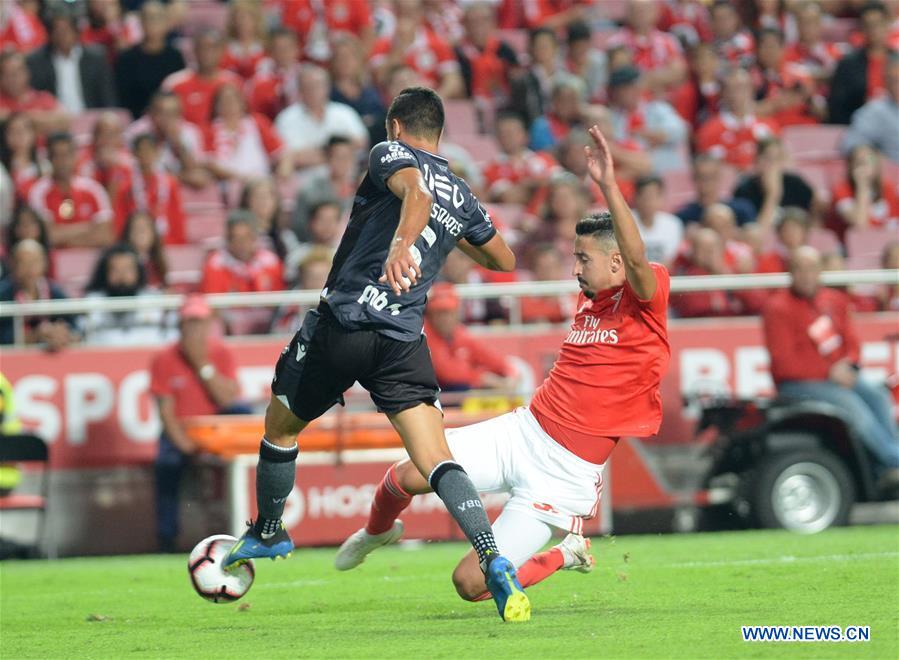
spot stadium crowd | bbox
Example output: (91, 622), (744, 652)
(2, 0), (899, 351)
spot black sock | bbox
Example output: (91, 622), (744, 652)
(254, 437), (298, 537)
(429, 461), (499, 568)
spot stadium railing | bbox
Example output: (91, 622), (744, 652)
(0, 269), (896, 345)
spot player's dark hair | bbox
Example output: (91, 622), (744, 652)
(386, 87), (444, 140)
(576, 212), (618, 250)
(635, 174), (664, 194)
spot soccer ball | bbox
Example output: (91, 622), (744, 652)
(188, 534), (255, 603)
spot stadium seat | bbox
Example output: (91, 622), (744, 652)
(797, 163), (834, 203)
(821, 17), (855, 42)
(806, 227), (841, 255)
(662, 168), (696, 212)
(599, 0), (631, 21)
(179, 1), (228, 36)
(446, 134), (499, 165)
(782, 125), (845, 162)
(443, 100), (479, 137)
(54, 247), (99, 295)
(485, 203), (526, 229)
(185, 208), (227, 246)
(846, 227), (896, 262)
(180, 185), (224, 213)
(0, 434), (51, 558)
(71, 108), (134, 144)
(166, 244), (207, 288)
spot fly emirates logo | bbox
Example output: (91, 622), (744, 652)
(565, 313), (619, 346)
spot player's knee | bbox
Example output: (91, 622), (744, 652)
(263, 403), (304, 446)
(451, 565), (486, 602)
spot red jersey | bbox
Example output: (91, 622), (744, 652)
(867, 51), (887, 100)
(530, 263), (671, 439)
(220, 41), (267, 80)
(277, 0), (371, 62)
(784, 41), (845, 84)
(763, 287), (860, 384)
(149, 342), (237, 418)
(370, 28), (459, 88)
(246, 62), (301, 120)
(0, 88), (60, 114)
(751, 61), (817, 127)
(456, 37), (517, 101)
(695, 111), (779, 170)
(714, 31), (756, 69)
(657, 0), (712, 45)
(521, 0), (593, 28)
(27, 175), (113, 227)
(200, 247), (284, 294)
(114, 168), (186, 244)
(161, 69), (243, 126)
(831, 179), (899, 230)
(0, 4), (47, 53)
(80, 14), (142, 61)
(607, 28), (685, 75)
(483, 149), (559, 197)
(423, 319), (512, 390)
(75, 146), (133, 198)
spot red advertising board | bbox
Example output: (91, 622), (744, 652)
(2, 314), (897, 469)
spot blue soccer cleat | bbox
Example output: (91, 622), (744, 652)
(484, 554), (531, 622)
(222, 520), (294, 570)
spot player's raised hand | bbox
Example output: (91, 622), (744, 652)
(379, 238), (422, 295)
(585, 125), (616, 187)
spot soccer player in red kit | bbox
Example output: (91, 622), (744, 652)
(336, 125), (671, 604)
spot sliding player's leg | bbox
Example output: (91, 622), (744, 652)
(386, 403), (530, 621)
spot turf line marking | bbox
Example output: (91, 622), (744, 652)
(665, 551), (899, 569)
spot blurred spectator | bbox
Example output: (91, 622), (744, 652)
(423, 0), (465, 47)
(0, 163), (10, 221)
(440, 248), (505, 324)
(329, 34), (388, 147)
(752, 27), (822, 126)
(27, 132), (113, 248)
(1, 206), (51, 279)
(161, 29), (242, 127)
(606, 65), (688, 173)
(842, 52), (899, 161)
(269, 246), (333, 334)
(120, 210), (168, 289)
(80, 0), (142, 62)
(700, 203), (756, 276)
(246, 28), (301, 122)
(536, 173), (589, 259)
(455, 2), (519, 106)
(529, 75), (586, 151)
(522, 0), (592, 30)
(240, 178), (288, 259)
(369, 0), (464, 100)
(632, 175), (684, 267)
(657, 0), (712, 47)
(507, 27), (563, 128)
(671, 42), (721, 128)
(126, 91), (209, 189)
(607, 0), (687, 95)
(0, 239), (75, 348)
(0, 0), (48, 54)
(221, 0), (267, 80)
(1, 112), (49, 196)
(149, 294), (245, 552)
(733, 136), (815, 229)
(744, 0), (797, 39)
(670, 228), (739, 317)
(204, 84), (290, 184)
(291, 135), (359, 241)
(276, 65), (368, 169)
(877, 240), (899, 310)
(484, 111), (559, 204)
(75, 111), (133, 205)
(695, 68), (779, 171)
(831, 144), (899, 234)
(675, 153), (756, 226)
(520, 243), (576, 324)
(752, 207), (812, 273)
(564, 20), (607, 103)
(115, 1), (185, 120)
(828, 0), (896, 124)
(0, 52), (69, 136)
(785, 1), (847, 96)
(284, 200), (343, 284)
(424, 282), (517, 392)
(80, 243), (175, 346)
(276, 0), (373, 64)
(709, 0), (755, 69)
(115, 133), (186, 245)
(199, 210), (284, 334)
(26, 10), (117, 113)
(763, 246), (899, 483)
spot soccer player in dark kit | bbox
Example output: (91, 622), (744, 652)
(222, 87), (530, 622)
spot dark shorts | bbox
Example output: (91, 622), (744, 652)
(271, 304), (440, 422)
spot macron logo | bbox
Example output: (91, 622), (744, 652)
(457, 500), (483, 512)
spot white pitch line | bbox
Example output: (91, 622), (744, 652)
(663, 551), (899, 569)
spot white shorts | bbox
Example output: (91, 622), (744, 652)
(446, 406), (604, 536)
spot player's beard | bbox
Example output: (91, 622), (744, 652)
(577, 278), (595, 299)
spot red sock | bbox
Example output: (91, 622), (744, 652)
(472, 548), (565, 601)
(365, 465), (412, 535)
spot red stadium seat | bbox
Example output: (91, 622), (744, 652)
(70, 108), (133, 145)
(846, 227), (896, 262)
(485, 203), (526, 229)
(179, 1), (228, 36)
(443, 100), (479, 137)
(797, 162), (835, 203)
(53, 247), (99, 295)
(446, 134), (499, 165)
(186, 208), (227, 246)
(662, 168), (696, 212)
(166, 244), (208, 287)
(806, 227), (841, 255)
(782, 124), (845, 162)
(180, 185), (224, 212)
(599, 0), (631, 21)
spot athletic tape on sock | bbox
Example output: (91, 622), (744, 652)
(259, 437), (298, 463)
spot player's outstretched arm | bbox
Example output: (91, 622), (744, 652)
(457, 235), (516, 272)
(380, 168), (434, 295)
(585, 125), (658, 301)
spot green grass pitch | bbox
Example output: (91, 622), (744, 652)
(2, 526), (897, 659)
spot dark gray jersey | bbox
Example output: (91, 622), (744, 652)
(321, 140), (496, 341)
